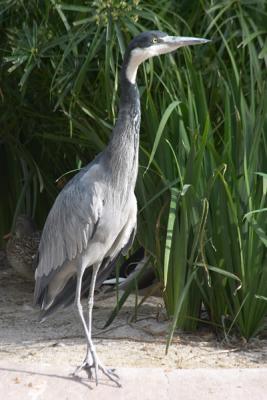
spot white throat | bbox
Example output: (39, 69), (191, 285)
(125, 48), (145, 84)
(125, 44), (171, 84)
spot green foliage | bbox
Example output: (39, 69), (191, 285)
(1, 0), (266, 342)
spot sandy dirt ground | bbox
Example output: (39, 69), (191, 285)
(0, 264), (267, 372)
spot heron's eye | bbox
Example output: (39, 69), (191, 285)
(152, 37), (158, 44)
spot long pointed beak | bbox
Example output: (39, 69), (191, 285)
(162, 36), (210, 48)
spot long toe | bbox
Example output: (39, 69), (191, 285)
(107, 368), (120, 380)
(98, 364), (121, 387)
(71, 364), (83, 377)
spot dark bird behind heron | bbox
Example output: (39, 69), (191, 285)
(5, 215), (40, 280)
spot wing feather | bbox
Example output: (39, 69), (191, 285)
(35, 163), (104, 280)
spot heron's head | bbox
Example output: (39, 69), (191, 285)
(124, 30), (209, 84)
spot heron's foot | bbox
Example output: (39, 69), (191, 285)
(72, 355), (121, 387)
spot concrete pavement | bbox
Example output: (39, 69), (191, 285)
(0, 362), (266, 400)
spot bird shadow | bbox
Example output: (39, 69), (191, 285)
(0, 366), (120, 390)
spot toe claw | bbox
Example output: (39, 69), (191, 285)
(71, 365), (82, 377)
(99, 365), (121, 387)
(107, 368), (119, 379)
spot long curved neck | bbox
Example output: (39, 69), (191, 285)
(105, 50), (141, 190)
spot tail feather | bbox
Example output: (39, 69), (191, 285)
(35, 255), (119, 321)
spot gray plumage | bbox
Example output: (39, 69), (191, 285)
(33, 30), (209, 386)
(34, 97), (139, 311)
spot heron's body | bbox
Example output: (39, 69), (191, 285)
(34, 31), (209, 386)
(34, 68), (140, 316)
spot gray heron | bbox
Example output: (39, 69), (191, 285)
(33, 31), (209, 387)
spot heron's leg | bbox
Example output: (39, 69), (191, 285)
(72, 266), (94, 375)
(87, 263), (100, 352)
(82, 263), (101, 376)
(86, 264), (121, 386)
(73, 263), (120, 387)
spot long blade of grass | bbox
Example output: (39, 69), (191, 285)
(163, 187), (180, 288)
(166, 269), (197, 354)
(145, 100), (180, 172)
